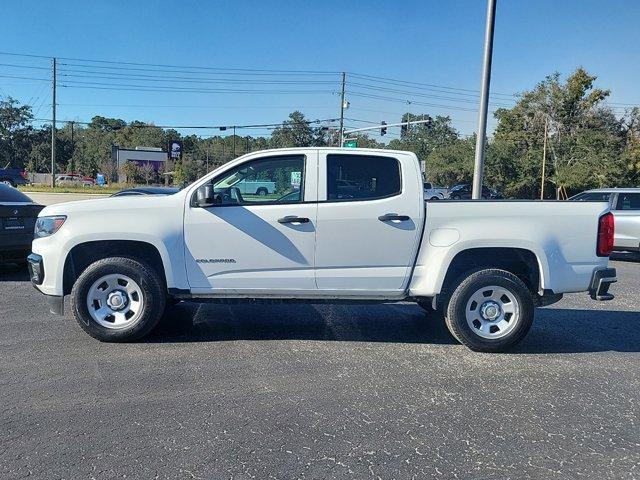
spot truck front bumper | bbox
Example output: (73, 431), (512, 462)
(589, 267), (616, 301)
(27, 253), (64, 315)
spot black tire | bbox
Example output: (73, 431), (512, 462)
(430, 196), (440, 200)
(71, 256), (166, 342)
(444, 269), (534, 352)
(256, 187), (268, 196)
(0, 178), (15, 187)
(451, 194), (461, 200)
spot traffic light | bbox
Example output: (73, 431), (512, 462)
(426, 116), (433, 128)
(381, 121), (387, 136)
(400, 123), (408, 135)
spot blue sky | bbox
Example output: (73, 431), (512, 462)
(2, 0), (639, 139)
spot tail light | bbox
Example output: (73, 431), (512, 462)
(597, 212), (615, 257)
(20, 170), (28, 179)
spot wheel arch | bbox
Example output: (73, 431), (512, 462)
(63, 240), (169, 295)
(440, 247), (544, 297)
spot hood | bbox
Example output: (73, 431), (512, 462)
(38, 191), (186, 217)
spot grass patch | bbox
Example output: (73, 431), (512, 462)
(20, 184), (125, 195)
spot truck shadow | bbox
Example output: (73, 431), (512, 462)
(148, 302), (640, 353)
(611, 251), (640, 263)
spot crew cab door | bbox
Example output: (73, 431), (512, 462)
(315, 151), (424, 294)
(184, 152), (318, 294)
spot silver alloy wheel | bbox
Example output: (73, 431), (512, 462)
(465, 285), (520, 339)
(86, 274), (144, 329)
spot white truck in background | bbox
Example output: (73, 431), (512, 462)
(28, 148), (617, 352)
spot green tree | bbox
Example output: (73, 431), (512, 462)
(270, 111), (323, 148)
(491, 68), (624, 198)
(388, 113), (459, 162)
(0, 97), (34, 168)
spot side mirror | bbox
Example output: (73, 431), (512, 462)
(195, 184), (217, 207)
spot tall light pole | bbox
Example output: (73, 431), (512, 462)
(472, 0), (497, 199)
(51, 57), (57, 187)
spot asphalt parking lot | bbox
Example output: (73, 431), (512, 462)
(1, 254), (638, 479)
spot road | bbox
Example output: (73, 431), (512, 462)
(0, 255), (638, 479)
(24, 192), (110, 206)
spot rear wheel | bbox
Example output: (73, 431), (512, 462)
(451, 194), (461, 200)
(444, 269), (534, 352)
(71, 256), (166, 342)
(256, 187), (268, 196)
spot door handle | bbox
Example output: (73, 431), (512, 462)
(278, 216), (310, 224)
(378, 213), (410, 222)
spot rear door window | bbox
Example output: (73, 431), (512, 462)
(326, 154), (401, 201)
(0, 185), (32, 203)
(615, 193), (640, 210)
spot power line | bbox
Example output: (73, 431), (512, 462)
(32, 117), (339, 130)
(348, 72), (516, 98)
(347, 81), (513, 107)
(58, 71), (339, 86)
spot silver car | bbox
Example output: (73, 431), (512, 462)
(570, 188), (640, 252)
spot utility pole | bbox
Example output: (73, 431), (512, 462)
(540, 118), (547, 199)
(339, 72), (346, 147)
(232, 125), (236, 157)
(471, 0), (497, 199)
(69, 121), (75, 173)
(51, 57), (57, 187)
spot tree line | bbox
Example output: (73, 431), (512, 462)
(1, 68), (638, 196)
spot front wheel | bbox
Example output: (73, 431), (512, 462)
(71, 256), (166, 342)
(0, 178), (15, 187)
(444, 269), (534, 352)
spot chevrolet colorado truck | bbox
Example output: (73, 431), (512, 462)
(28, 148), (617, 352)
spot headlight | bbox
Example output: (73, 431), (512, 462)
(34, 216), (66, 238)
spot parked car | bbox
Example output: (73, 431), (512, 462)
(0, 185), (43, 264)
(235, 179), (276, 196)
(448, 183), (503, 200)
(424, 182), (447, 200)
(29, 148), (616, 352)
(569, 188), (640, 252)
(111, 187), (180, 197)
(55, 174), (95, 187)
(0, 167), (29, 187)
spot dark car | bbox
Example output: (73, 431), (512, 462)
(0, 185), (43, 264)
(111, 186), (180, 197)
(0, 168), (29, 187)
(448, 183), (503, 200)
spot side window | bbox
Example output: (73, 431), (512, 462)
(615, 193), (640, 210)
(572, 192), (611, 202)
(209, 154), (305, 206)
(326, 154), (401, 201)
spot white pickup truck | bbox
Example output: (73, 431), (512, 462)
(28, 148), (617, 352)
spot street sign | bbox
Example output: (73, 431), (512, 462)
(168, 140), (183, 159)
(343, 140), (357, 148)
